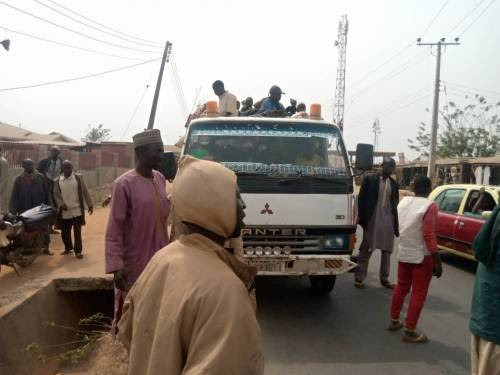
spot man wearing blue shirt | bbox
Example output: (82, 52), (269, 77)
(259, 85), (285, 114)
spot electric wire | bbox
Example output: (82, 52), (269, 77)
(32, 0), (163, 49)
(444, 82), (500, 97)
(346, 43), (413, 91)
(349, 93), (432, 129)
(0, 1), (161, 53)
(420, 0), (451, 38)
(122, 83), (151, 140)
(170, 55), (189, 116)
(458, 0), (498, 37)
(347, 86), (431, 124)
(46, 0), (162, 46)
(0, 58), (161, 92)
(446, 0), (488, 36)
(444, 86), (500, 101)
(348, 51), (429, 101)
(1, 25), (151, 61)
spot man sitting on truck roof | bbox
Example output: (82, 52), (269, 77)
(212, 80), (238, 117)
(292, 102), (309, 119)
(259, 85), (286, 115)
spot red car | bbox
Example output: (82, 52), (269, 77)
(429, 184), (499, 260)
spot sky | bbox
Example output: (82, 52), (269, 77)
(1, 0), (499, 159)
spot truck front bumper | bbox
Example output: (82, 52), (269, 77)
(243, 254), (357, 276)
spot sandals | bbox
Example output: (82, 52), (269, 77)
(354, 280), (365, 289)
(402, 330), (429, 343)
(381, 280), (395, 289)
(387, 319), (403, 332)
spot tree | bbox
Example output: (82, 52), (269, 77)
(408, 95), (500, 158)
(84, 124), (111, 142)
(407, 121), (430, 158)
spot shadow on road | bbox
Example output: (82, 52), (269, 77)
(440, 252), (477, 274)
(256, 275), (469, 373)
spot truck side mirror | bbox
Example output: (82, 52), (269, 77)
(355, 143), (373, 171)
(156, 152), (177, 181)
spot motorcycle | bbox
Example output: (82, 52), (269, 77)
(0, 204), (56, 274)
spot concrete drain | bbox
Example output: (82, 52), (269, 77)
(0, 277), (113, 375)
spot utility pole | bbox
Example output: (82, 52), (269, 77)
(334, 15), (348, 131)
(417, 37), (459, 182)
(147, 41), (172, 130)
(372, 118), (381, 152)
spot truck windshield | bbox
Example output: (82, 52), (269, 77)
(185, 121), (349, 178)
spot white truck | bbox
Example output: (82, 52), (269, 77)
(180, 113), (373, 294)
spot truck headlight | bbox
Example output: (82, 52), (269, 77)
(264, 246), (272, 255)
(273, 246), (281, 255)
(324, 235), (346, 250)
(245, 247), (254, 255)
(255, 246), (263, 256)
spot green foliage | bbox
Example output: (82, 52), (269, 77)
(85, 124), (111, 142)
(408, 94), (500, 158)
(23, 313), (111, 366)
(407, 122), (430, 158)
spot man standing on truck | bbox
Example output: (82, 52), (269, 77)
(212, 80), (238, 117)
(355, 157), (399, 289)
(105, 129), (170, 331)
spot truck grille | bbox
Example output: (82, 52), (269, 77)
(243, 235), (321, 253)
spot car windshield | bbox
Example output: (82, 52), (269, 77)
(185, 121), (349, 178)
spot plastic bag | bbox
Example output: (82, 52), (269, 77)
(19, 204), (56, 232)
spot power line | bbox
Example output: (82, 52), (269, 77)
(458, 0), (497, 37)
(170, 55), (189, 116)
(446, 0), (487, 36)
(1, 25), (150, 61)
(122, 83), (151, 140)
(348, 50), (429, 101)
(347, 86), (431, 124)
(444, 81), (500, 97)
(46, 0), (162, 46)
(0, 1), (161, 53)
(420, 0), (451, 38)
(444, 86), (500, 101)
(350, 93), (432, 129)
(32, 0), (163, 49)
(0, 58), (161, 92)
(347, 43), (413, 91)
(347, 2), (450, 93)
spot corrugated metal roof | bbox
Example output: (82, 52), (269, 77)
(0, 122), (83, 146)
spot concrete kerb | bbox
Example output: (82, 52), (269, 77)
(0, 276), (113, 374)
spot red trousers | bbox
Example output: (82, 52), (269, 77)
(390, 255), (433, 331)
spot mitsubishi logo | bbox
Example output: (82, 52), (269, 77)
(260, 203), (274, 215)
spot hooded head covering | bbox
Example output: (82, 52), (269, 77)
(133, 129), (163, 149)
(172, 155), (237, 238)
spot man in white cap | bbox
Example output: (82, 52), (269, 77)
(105, 129), (170, 331)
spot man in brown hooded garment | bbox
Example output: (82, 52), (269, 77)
(117, 155), (264, 375)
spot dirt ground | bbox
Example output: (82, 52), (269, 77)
(0, 207), (110, 315)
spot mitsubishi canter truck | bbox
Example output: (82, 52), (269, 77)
(180, 105), (373, 294)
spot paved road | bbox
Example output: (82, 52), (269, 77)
(256, 251), (476, 375)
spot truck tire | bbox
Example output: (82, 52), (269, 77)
(309, 275), (336, 294)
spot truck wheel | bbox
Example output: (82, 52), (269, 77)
(309, 275), (336, 294)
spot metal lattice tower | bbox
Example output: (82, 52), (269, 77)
(334, 15), (348, 131)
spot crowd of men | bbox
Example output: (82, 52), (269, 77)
(1, 145), (93, 258)
(190, 80), (313, 120)
(0, 116), (498, 374)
